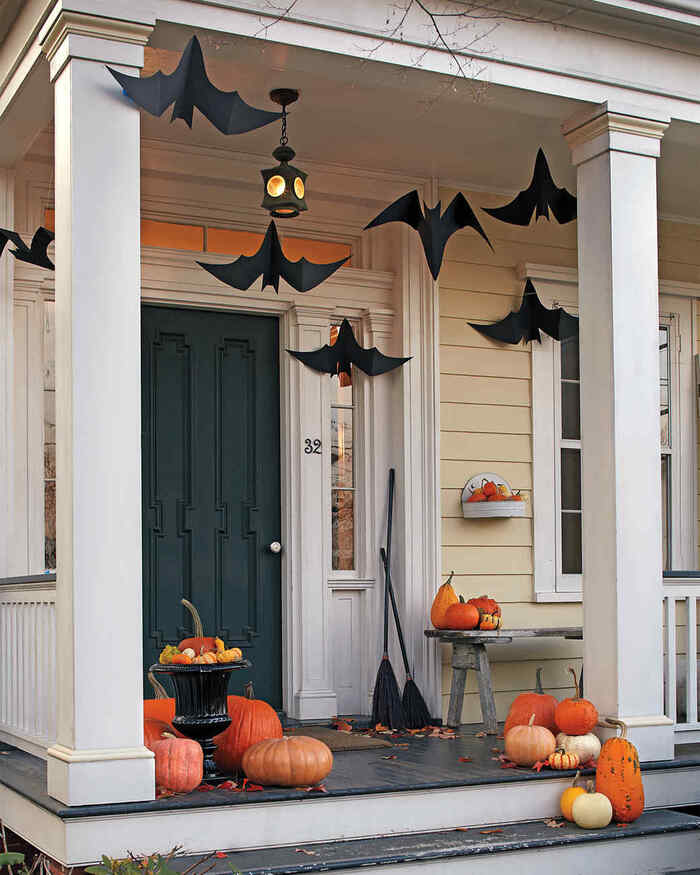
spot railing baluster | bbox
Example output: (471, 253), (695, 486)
(666, 595), (677, 722)
(687, 596), (698, 725)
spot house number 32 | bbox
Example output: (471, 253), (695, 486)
(304, 438), (322, 455)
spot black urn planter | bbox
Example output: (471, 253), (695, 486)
(150, 660), (251, 784)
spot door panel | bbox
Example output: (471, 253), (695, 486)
(141, 306), (281, 706)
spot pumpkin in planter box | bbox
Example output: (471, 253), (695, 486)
(152, 734), (203, 793)
(555, 668), (598, 735)
(504, 714), (556, 766)
(504, 668), (558, 736)
(214, 682), (283, 772)
(595, 718), (644, 823)
(242, 735), (333, 787)
(430, 571), (459, 629)
(443, 596), (479, 630)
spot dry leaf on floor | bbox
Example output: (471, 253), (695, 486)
(382, 755), (397, 760)
(480, 829), (504, 834)
(458, 757), (472, 763)
(196, 783), (216, 792)
(218, 780), (237, 791)
(241, 778), (263, 792)
(499, 762), (517, 769)
(214, 853), (227, 859)
(544, 819), (565, 828)
(532, 760), (549, 772)
(295, 849), (317, 856)
(332, 719), (353, 733)
(302, 784), (328, 793)
(475, 731), (487, 738)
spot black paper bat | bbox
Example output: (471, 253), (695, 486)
(107, 35), (281, 135)
(198, 221), (349, 294)
(482, 148), (577, 226)
(469, 279), (578, 344)
(364, 190), (492, 280)
(288, 318), (410, 378)
(0, 226), (54, 270)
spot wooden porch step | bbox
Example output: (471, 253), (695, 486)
(185, 810), (700, 875)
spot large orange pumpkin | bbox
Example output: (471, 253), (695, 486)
(430, 571), (459, 629)
(214, 682), (283, 772)
(504, 713), (556, 766)
(554, 667), (598, 735)
(467, 595), (501, 619)
(242, 736), (333, 787)
(504, 667), (558, 736)
(178, 598), (218, 654)
(144, 671), (175, 723)
(443, 596), (479, 630)
(595, 718), (644, 823)
(152, 735), (203, 793)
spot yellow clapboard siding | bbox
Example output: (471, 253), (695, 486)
(441, 432), (531, 463)
(441, 402), (532, 434)
(441, 460), (532, 490)
(440, 374), (530, 406)
(434, 574), (534, 602)
(442, 516), (532, 547)
(440, 287), (524, 321)
(440, 316), (530, 350)
(443, 235), (577, 272)
(442, 546), (533, 575)
(439, 262), (520, 296)
(440, 346), (531, 379)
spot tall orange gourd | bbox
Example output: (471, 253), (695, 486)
(596, 718), (644, 823)
(431, 571), (459, 629)
(504, 667), (558, 735)
(214, 682), (283, 771)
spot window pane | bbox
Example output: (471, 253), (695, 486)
(561, 512), (582, 574)
(561, 448), (581, 510)
(661, 454), (671, 571)
(332, 490), (354, 570)
(560, 334), (579, 381)
(561, 382), (581, 440)
(331, 407), (353, 488)
(659, 326), (670, 448)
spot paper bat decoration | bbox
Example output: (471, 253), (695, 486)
(198, 221), (349, 294)
(364, 190), (492, 280)
(107, 35), (281, 135)
(469, 278), (578, 344)
(288, 318), (410, 379)
(482, 148), (577, 226)
(0, 226), (54, 271)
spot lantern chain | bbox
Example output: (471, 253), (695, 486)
(280, 106), (288, 147)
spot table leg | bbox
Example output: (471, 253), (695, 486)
(448, 662), (467, 728)
(475, 644), (498, 735)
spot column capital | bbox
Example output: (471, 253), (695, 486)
(290, 302), (335, 329)
(562, 101), (669, 166)
(361, 307), (395, 344)
(41, 10), (153, 81)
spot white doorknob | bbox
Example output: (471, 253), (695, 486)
(269, 541), (282, 554)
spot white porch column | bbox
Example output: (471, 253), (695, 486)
(283, 304), (338, 720)
(42, 12), (155, 804)
(0, 169), (14, 578)
(563, 102), (674, 761)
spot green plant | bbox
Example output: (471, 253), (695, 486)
(86, 848), (240, 875)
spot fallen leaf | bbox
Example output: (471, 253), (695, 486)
(407, 727), (428, 735)
(382, 755), (397, 760)
(455, 827), (469, 832)
(394, 743), (409, 748)
(241, 778), (263, 792)
(499, 762), (517, 769)
(295, 849), (317, 856)
(532, 760), (549, 773)
(214, 853), (227, 859)
(155, 787), (176, 799)
(197, 783), (216, 792)
(490, 748), (502, 754)
(375, 723), (389, 732)
(616, 823), (629, 829)
(475, 731), (487, 738)
(332, 719), (353, 733)
(458, 757), (472, 763)
(480, 829), (504, 834)
(303, 784), (328, 793)
(218, 780), (237, 791)
(544, 819), (565, 828)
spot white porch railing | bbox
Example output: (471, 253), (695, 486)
(663, 573), (700, 742)
(0, 574), (56, 758)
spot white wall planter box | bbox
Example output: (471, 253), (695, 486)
(461, 473), (527, 519)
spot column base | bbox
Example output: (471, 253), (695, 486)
(596, 715), (675, 763)
(47, 743), (155, 805)
(291, 689), (338, 721)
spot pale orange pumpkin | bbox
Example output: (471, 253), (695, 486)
(431, 571), (459, 629)
(242, 736), (333, 787)
(504, 713), (556, 766)
(152, 735), (203, 793)
(214, 682), (283, 772)
(504, 668), (558, 736)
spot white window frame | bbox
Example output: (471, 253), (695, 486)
(532, 280), (696, 602)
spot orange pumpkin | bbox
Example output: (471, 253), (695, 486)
(560, 770), (586, 821)
(430, 571), (459, 629)
(242, 736), (333, 787)
(152, 735), (203, 793)
(178, 598), (218, 654)
(144, 671), (175, 723)
(504, 713), (556, 766)
(555, 667), (598, 735)
(478, 613), (501, 630)
(548, 748), (580, 770)
(144, 718), (174, 750)
(214, 682), (283, 772)
(443, 596), (479, 630)
(467, 595), (501, 619)
(595, 718), (644, 823)
(504, 668), (558, 736)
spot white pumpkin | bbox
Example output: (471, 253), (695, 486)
(572, 782), (613, 829)
(555, 731), (601, 764)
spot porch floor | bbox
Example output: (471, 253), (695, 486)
(2, 726), (700, 819)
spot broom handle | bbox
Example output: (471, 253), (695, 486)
(381, 547), (411, 677)
(383, 469), (395, 655)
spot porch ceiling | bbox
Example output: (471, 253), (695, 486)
(137, 22), (700, 221)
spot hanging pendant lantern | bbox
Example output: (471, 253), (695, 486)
(261, 88), (308, 219)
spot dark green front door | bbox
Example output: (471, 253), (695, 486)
(141, 305), (282, 706)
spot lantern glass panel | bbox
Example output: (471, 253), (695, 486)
(267, 175), (286, 198)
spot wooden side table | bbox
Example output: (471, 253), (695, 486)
(425, 627), (583, 733)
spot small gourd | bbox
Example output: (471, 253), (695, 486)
(571, 781), (613, 829)
(430, 571), (459, 629)
(595, 718), (644, 823)
(548, 748), (580, 770)
(560, 770), (586, 821)
(478, 612), (501, 631)
(217, 647), (243, 663)
(555, 730), (601, 765)
(504, 713), (556, 767)
(554, 667), (598, 735)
